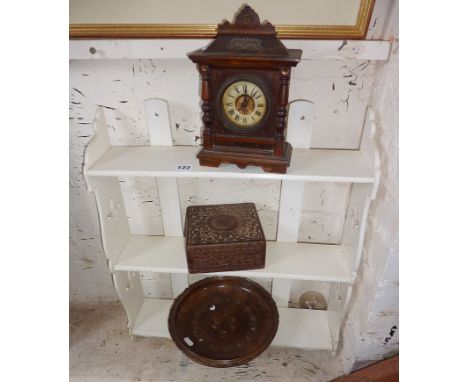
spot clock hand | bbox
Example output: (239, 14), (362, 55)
(239, 95), (248, 111)
(244, 95), (249, 107)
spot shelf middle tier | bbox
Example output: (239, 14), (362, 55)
(114, 235), (353, 283)
(87, 145), (374, 183)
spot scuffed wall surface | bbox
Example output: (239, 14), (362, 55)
(291, 60), (375, 149)
(340, 37), (399, 371)
(69, 180), (118, 301)
(299, 183), (351, 244)
(119, 177), (163, 235)
(69, 56), (376, 303)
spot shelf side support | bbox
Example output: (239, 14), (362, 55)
(277, 100), (314, 242)
(156, 177), (183, 236)
(170, 273), (189, 298)
(271, 278), (292, 308)
(84, 107), (130, 267)
(327, 283), (352, 350)
(342, 107), (381, 277)
(143, 98), (184, 237)
(277, 181), (304, 242)
(144, 98), (184, 302)
(83, 107), (110, 180)
(144, 98), (173, 146)
(331, 107), (380, 349)
(113, 271), (144, 335)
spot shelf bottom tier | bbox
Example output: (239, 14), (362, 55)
(131, 298), (334, 351)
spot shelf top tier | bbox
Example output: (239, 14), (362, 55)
(86, 145), (374, 183)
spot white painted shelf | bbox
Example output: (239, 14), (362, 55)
(132, 298), (333, 351)
(115, 235), (353, 283)
(84, 100), (380, 352)
(87, 145), (374, 183)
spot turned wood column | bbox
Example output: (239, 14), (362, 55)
(198, 64), (213, 149)
(274, 67), (291, 156)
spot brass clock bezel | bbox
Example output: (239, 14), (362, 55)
(217, 75), (271, 134)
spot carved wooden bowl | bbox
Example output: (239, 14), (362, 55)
(168, 276), (279, 367)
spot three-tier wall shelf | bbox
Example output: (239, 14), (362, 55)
(84, 96), (380, 352)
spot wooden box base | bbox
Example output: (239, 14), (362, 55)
(197, 143), (292, 174)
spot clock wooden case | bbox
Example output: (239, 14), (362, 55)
(188, 5), (302, 174)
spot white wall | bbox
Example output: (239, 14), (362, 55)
(341, 0), (399, 370)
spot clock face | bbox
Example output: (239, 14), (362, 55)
(221, 80), (268, 130)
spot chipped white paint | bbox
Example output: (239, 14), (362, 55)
(70, 39), (390, 61)
(70, 56), (377, 151)
(118, 177), (163, 236)
(298, 183), (351, 244)
(291, 59), (376, 149)
(286, 100), (314, 148)
(366, 0), (396, 40)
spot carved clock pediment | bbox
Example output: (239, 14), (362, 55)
(190, 6), (299, 62)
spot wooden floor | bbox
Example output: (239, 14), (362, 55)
(332, 356), (398, 382)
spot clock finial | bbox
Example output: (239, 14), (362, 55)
(217, 4), (276, 35)
(232, 5), (261, 27)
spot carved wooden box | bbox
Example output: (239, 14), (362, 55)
(184, 203), (266, 273)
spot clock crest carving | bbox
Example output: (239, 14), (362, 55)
(188, 5), (302, 174)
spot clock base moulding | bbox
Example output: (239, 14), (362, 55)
(197, 142), (293, 174)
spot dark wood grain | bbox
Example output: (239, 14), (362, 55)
(168, 276), (279, 368)
(185, 203), (266, 274)
(188, 5), (302, 174)
(332, 356), (399, 382)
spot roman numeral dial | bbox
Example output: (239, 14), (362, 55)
(221, 80), (267, 129)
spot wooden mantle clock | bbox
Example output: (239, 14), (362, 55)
(188, 5), (302, 174)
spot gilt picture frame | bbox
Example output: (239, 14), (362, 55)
(69, 0), (375, 40)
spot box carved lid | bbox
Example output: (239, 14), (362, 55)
(185, 203), (265, 246)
